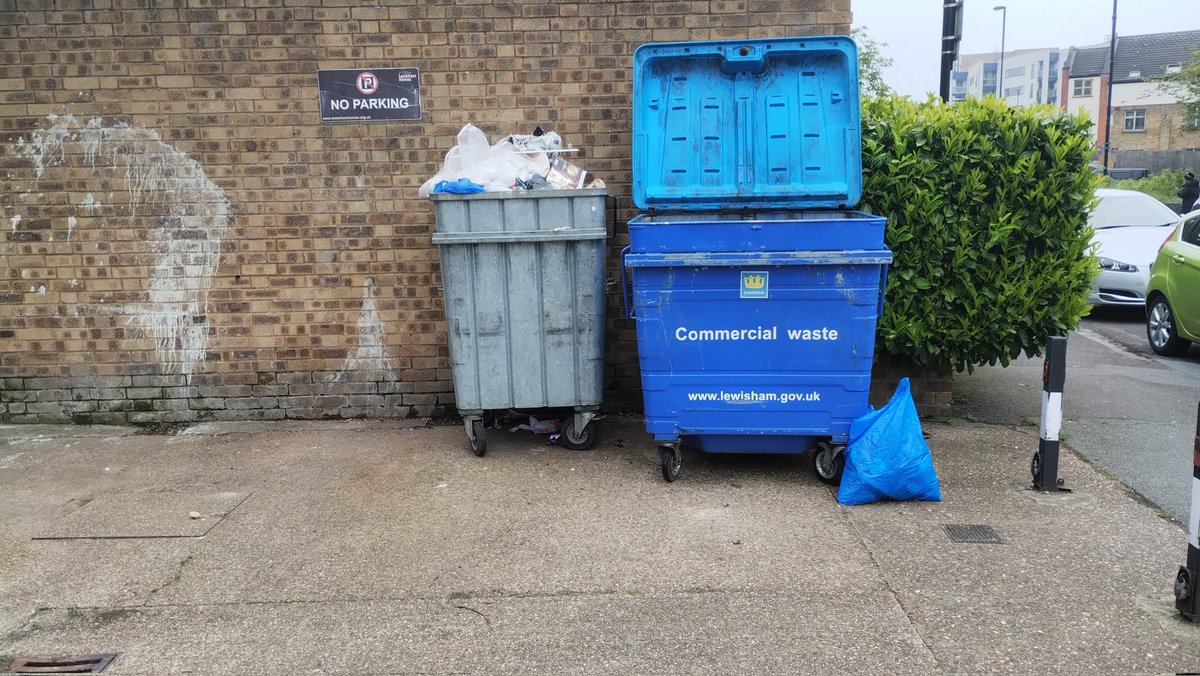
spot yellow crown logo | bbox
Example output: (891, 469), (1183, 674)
(743, 274), (766, 289)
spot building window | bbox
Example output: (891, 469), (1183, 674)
(1166, 64), (1182, 75)
(1123, 109), (1146, 132)
(1073, 78), (1093, 97)
(1185, 103), (1200, 131)
(1006, 66), (1026, 78)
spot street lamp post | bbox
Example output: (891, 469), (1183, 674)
(1102, 0), (1118, 175)
(994, 5), (1007, 100)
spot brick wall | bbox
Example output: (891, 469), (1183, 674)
(1111, 103), (1200, 153)
(869, 353), (953, 419)
(0, 0), (852, 424)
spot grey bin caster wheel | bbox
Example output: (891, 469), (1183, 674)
(1176, 567), (1193, 602)
(560, 418), (598, 451)
(468, 418), (487, 457)
(812, 441), (844, 486)
(660, 446), (681, 482)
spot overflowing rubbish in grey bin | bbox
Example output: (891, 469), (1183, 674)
(427, 126), (607, 456)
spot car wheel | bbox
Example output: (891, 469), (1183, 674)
(1146, 296), (1190, 356)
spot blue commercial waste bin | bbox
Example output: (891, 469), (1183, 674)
(623, 36), (893, 482)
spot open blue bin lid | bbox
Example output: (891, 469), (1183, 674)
(632, 36), (862, 212)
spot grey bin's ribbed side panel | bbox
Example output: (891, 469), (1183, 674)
(431, 189), (607, 412)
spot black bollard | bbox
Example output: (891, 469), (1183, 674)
(1032, 336), (1067, 491)
(1174, 402), (1200, 621)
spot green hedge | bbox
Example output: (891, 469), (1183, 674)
(860, 96), (1099, 372)
(1099, 168), (1187, 205)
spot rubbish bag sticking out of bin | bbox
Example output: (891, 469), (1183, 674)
(419, 124), (551, 197)
(432, 178), (486, 194)
(504, 127), (563, 156)
(837, 378), (942, 506)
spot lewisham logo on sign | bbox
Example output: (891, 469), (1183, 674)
(318, 68), (421, 122)
(740, 271), (768, 299)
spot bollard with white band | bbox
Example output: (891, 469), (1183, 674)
(1174, 402), (1200, 621)
(1032, 336), (1068, 491)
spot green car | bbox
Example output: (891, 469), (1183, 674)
(1146, 210), (1200, 356)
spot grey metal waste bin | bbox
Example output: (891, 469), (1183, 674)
(431, 188), (608, 456)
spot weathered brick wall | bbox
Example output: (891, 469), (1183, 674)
(1111, 103), (1200, 152)
(0, 0), (851, 424)
(869, 353), (953, 419)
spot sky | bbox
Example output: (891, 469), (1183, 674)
(852, 0), (1200, 98)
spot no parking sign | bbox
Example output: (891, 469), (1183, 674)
(317, 67), (421, 122)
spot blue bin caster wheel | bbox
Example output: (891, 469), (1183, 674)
(561, 418), (597, 451)
(812, 441), (844, 486)
(468, 418), (487, 457)
(660, 445), (681, 482)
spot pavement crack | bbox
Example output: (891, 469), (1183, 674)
(836, 502), (942, 670)
(77, 586), (854, 614)
(143, 552), (195, 603)
(453, 604), (491, 627)
(953, 417), (1037, 434)
(0, 607), (44, 644)
(1069, 415), (1191, 425)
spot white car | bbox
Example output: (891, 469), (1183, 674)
(1088, 188), (1181, 307)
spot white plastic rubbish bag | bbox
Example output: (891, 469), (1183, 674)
(505, 130), (562, 155)
(508, 416), (559, 434)
(419, 124), (549, 197)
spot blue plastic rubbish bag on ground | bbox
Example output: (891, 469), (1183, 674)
(837, 378), (942, 505)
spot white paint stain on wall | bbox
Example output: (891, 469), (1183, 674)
(15, 114), (230, 379)
(16, 114), (71, 179)
(327, 278), (398, 384)
(66, 216), (77, 242)
(80, 116), (103, 169)
(9, 214), (19, 232)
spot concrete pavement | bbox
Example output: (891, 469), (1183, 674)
(954, 322), (1200, 524)
(1, 415), (1198, 674)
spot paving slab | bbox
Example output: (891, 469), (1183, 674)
(142, 425), (880, 606)
(5, 592), (937, 675)
(1, 415), (1199, 674)
(842, 420), (1196, 673)
(34, 490), (248, 540)
(0, 425), (140, 443)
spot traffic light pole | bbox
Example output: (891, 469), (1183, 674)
(940, 1), (964, 102)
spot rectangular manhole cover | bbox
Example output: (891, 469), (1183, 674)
(944, 524), (1003, 544)
(6, 653), (117, 673)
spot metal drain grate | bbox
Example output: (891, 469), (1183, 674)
(6, 653), (117, 674)
(944, 524), (1003, 544)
